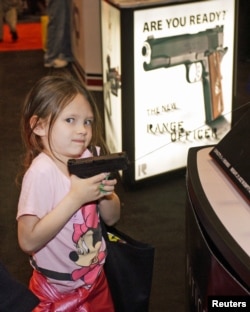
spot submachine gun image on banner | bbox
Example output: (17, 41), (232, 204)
(142, 26), (228, 123)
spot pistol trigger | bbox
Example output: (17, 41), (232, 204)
(107, 172), (117, 180)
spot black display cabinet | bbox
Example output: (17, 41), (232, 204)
(186, 146), (249, 311)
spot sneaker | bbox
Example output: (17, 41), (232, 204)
(44, 58), (68, 68)
(53, 58), (68, 68)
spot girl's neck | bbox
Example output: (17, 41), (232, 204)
(54, 158), (69, 177)
(43, 150), (70, 177)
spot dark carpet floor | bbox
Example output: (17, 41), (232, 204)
(0, 46), (249, 311)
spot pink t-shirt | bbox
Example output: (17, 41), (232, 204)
(17, 149), (106, 293)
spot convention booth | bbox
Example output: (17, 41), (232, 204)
(186, 145), (250, 311)
(70, 0), (238, 185)
(100, 0), (237, 185)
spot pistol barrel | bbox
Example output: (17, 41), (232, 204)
(142, 26), (225, 71)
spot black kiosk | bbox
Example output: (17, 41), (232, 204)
(186, 144), (250, 311)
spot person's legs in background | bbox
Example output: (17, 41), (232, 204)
(0, 1), (4, 42)
(4, 5), (18, 41)
(44, 0), (73, 68)
(0, 0), (18, 42)
(61, 0), (72, 63)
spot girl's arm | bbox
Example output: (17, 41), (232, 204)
(18, 173), (115, 254)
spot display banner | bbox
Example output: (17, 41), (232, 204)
(134, 0), (235, 181)
(101, 1), (122, 154)
(101, 0), (236, 184)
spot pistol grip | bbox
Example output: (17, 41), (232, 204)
(205, 51), (224, 123)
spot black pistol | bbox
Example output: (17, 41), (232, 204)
(68, 152), (129, 178)
(142, 26), (227, 123)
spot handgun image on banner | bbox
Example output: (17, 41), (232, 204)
(142, 26), (228, 124)
(104, 54), (121, 116)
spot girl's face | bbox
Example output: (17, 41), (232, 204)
(42, 93), (94, 163)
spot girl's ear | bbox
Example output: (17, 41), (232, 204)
(30, 115), (47, 137)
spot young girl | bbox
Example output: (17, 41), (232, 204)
(17, 75), (120, 311)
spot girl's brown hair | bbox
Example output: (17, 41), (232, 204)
(18, 74), (108, 182)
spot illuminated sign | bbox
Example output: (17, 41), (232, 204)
(101, 0), (236, 183)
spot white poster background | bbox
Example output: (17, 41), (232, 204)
(101, 2), (122, 153)
(134, 0), (235, 181)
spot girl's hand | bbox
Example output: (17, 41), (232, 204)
(69, 173), (117, 208)
(99, 175), (118, 194)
